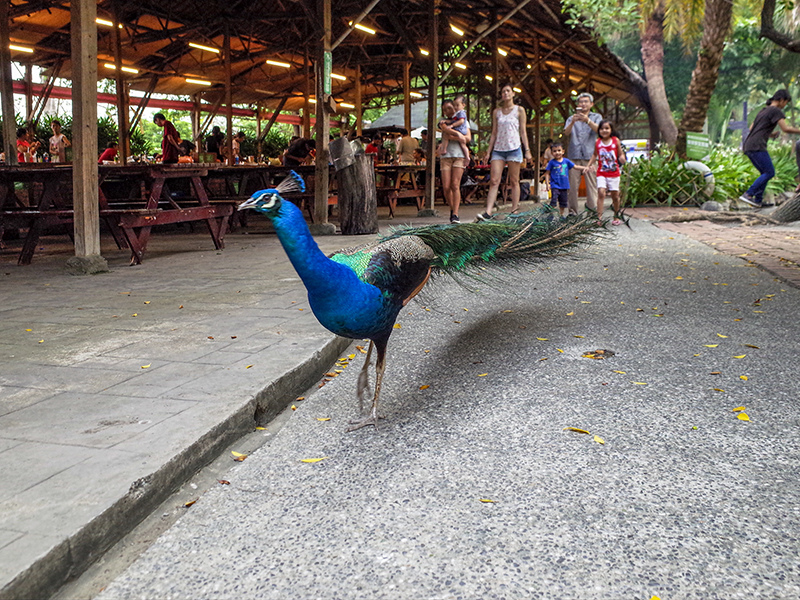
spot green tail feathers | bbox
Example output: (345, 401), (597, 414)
(381, 208), (607, 276)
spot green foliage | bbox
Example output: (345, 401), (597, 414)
(622, 148), (713, 206)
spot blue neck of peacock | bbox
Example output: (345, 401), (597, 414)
(269, 201), (355, 297)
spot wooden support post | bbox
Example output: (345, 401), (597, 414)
(491, 11), (499, 105)
(224, 26), (233, 165)
(0, 1), (17, 165)
(191, 93), (201, 147)
(355, 64), (362, 137)
(69, 0), (106, 273)
(533, 35), (542, 199)
(312, 0), (335, 233)
(403, 62), (411, 133)
(255, 102), (262, 159)
(422, 0), (439, 215)
(303, 49), (311, 138)
(112, 1), (128, 162)
(25, 65), (33, 123)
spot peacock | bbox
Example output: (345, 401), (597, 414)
(238, 171), (605, 431)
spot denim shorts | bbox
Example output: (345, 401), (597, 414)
(490, 147), (523, 163)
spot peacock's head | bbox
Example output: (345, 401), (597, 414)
(238, 189), (282, 214)
(237, 170), (306, 215)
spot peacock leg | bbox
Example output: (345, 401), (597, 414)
(355, 340), (374, 413)
(347, 339), (387, 431)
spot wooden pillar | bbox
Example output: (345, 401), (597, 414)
(255, 102), (262, 159)
(423, 0), (439, 214)
(532, 35), (541, 199)
(112, 2), (128, 162)
(25, 65), (33, 123)
(303, 49), (311, 138)
(355, 64), (362, 136)
(69, 0), (106, 272)
(191, 93), (201, 149)
(312, 0), (334, 232)
(491, 10), (499, 106)
(0, 1), (17, 165)
(224, 26), (233, 165)
(403, 62), (411, 133)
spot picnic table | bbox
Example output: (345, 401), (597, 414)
(374, 164), (426, 217)
(0, 164), (235, 265)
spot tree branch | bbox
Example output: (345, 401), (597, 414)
(760, 0), (800, 53)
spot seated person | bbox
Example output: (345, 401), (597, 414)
(283, 137), (316, 166)
(98, 141), (118, 163)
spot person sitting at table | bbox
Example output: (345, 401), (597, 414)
(232, 131), (246, 163)
(413, 147), (426, 165)
(48, 120), (71, 163)
(205, 126), (225, 161)
(283, 137), (315, 166)
(153, 113), (181, 165)
(98, 141), (118, 163)
(16, 128), (39, 163)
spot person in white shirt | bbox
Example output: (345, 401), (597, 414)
(48, 120), (71, 163)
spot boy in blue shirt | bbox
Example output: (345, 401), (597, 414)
(544, 142), (584, 216)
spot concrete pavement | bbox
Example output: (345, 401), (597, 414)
(2, 200), (800, 599)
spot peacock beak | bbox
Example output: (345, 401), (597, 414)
(237, 196), (260, 211)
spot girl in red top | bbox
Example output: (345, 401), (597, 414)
(587, 120), (626, 225)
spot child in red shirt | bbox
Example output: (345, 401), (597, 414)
(587, 120), (626, 225)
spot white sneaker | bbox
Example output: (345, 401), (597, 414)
(739, 194), (759, 207)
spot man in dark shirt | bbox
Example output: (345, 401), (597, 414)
(206, 126), (225, 161)
(740, 89), (800, 207)
(283, 137), (316, 166)
(154, 113), (181, 164)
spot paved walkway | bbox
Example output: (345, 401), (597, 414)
(2, 200), (799, 599)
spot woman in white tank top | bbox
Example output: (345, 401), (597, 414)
(477, 83), (532, 220)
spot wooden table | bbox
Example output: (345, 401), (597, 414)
(374, 164), (426, 217)
(0, 164), (235, 265)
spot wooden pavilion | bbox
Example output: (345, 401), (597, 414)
(2, 0), (650, 268)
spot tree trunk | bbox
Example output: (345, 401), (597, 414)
(676, 0), (734, 156)
(771, 192), (800, 223)
(640, 5), (678, 145)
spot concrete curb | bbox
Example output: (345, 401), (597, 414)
(0, 335), (352, 600)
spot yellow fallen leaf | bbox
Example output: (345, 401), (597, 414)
(563, 427), (591, 434)
(291, 405), (297, 411)
(613, 370), (626, 374)
(245, 365), (254, 369)
(479, 498), (496, 503)
(744, 344), (759, 349)
(557, 348), (564, 353)
(713, 388), (725, 392)
(141, 364), (151, 369)
(632, 381), (648, 385)
(316, 418), (331, 421)
(732, 406), (746, 412)
(131, 313), (138, 317)
(566, 312), (574, 316)
(740, 375), (748, 381)
(704, 344), (719, 348)
(325, 372), (338, 377)
(255, 426), (266, 430)
(501, 309), (513, 313)
(717, 333), (728, 338)
(737, 413), (750, 421)
(179, 305), (183, 309)
(477, 373), (488, 377)
(231, 451), (247, 462)
(348, 353), (356, 359)
(733, 354), (746, 359)
(593, 435), (605, 445)
(297, 396), (305, 401)
(463, 308), (468, 311)
(144, 301), (151, 304)
(536, 337), (549, 341)
(573, 335), (584, 338)
(419, 384), (430, 390)
(300, 457), (328, 463)
(25, 328), (32, 332)
(581, 301), (591, 304)
(38, 340), (44, 343)
(184, 499), (197, 507)
(539, 357), (548, 361)
(675, 276), (683, 280)
(393, 323), (402, 329)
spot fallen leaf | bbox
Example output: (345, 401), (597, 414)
(477, 373), (488, 377)
(300, 457), (328, 463)
(184, 499), (197, 507)
(740, 375), (748, 381)
(632, 381), (648, 385)
(539, 357), (548, 361)
(38, 340), (44, 343)
(536, 337), (549, 341)
(316, 418), (331, 421)
(207, 336), (214, 340)
(593, 435), (605, 445)
(255, 426), (266, 430)
(141, 364), (151, 369)
(348, 353), (356, 359)
(479, 498), (496, 503)
(231, 451), (247, 462)
(704, 344), (719, 348)
(710, 371), (721, 375)
(144, 301), (151, 304)
(297, 396), (305, 401)
(732, 406), (746, 412)
(419, 384), (430, 390)
(179, 305), (183, 309)
(557, 348), (564, 353)
(713, 388), (725, 392)
(563, 427), (591, 434)
(131, 313), (138, 317)
(25, 328), (31, 332)
(245, 365), (253, 369)
(612, 370), (626, 374)
(744, 344), (759, 349)
(733, 354), (746, 359)
(573, 335), (584, 338)
(231, 335), (237, 339)
(325, 372), (338, 377)
(291, 405), (297, 411)
(566, 311), (574, 316)
(218, 480), (230, 485)
(717, 333), (728, 338)
(737, 413), (750, 421)
(393, 323), (402, 329)
(501, 309), (513, 313)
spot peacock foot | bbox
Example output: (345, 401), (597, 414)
(346, 413), (385, 432)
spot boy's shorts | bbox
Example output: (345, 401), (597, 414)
(596, 175), (620, 192)
(549, 188), (568, 208)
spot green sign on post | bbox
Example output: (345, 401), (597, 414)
(323, 51), (332, 96)
(685, 132), (710, 160)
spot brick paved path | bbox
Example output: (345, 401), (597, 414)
(628, 206), (800, 288)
